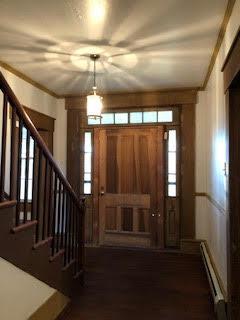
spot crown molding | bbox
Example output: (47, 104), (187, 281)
(0, 60), (60, 99)
(202, 0), (236, 90)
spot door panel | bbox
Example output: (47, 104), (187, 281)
(97, 127), (164, 248)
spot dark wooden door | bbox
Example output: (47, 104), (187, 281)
(96, 126), (164, 248)
(229, 86), (240, 319)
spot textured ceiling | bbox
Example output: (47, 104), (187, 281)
(0, 0), (228, 95)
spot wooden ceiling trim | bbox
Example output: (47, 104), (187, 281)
(65, 89), (198, 110)
(201, 0), (236, 90)
(0, 60), (60, 98)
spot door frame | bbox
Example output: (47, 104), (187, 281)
(92, 124), (180, 248)
(222, 29), (240, 318)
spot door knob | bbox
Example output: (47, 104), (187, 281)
(100, 187), (105, 196)
(151, 213), (155, 217)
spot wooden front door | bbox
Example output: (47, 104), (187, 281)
(95, 126), (164, 248)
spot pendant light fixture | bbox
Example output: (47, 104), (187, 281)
(86, 54), (103, 119)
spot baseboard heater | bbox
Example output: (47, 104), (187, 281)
(200, 242), (227, 320)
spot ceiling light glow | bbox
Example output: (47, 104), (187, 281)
(88, 0), (106, 23)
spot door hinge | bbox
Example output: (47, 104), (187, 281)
(164, 132), (168, 140)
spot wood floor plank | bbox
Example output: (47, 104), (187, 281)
(62, 247), (216, 320)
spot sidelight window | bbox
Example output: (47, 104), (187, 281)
(20, 127), (34, 201)
(84, 132), (92, 194)
(167, 129), (177, 197)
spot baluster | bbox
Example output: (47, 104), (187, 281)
(36, 149), (43, 242)
(23, 130), (30, 223)
(51, 173), (58, 256)
(47, 165), (53, 237)
(31, 140), (37, 221)
(56, 181), (62, 251)
(0, 94), (8, 201)
(61, 186), (66, 250)
(72, 204), (75, 263)
(80, 199), (85, 271)
(75, 205), (79, 273)
(16, 119), (23, 226)
(10, 107), (17, 199)
(42, 159), (48, 240)
(64, 193), (70, 266)
(68, 200), (72, 263)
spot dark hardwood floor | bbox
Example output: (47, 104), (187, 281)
(62, 247), (216, 320)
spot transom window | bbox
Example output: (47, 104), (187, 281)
(88, 110), (173, 125)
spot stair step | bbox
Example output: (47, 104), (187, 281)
(0, 200), (17, 209)
(74, 269), (84, 280)
(49, 249), (65, 262)
(62, 259), (75, 271)
(33, 237), (53, 250)
(11, 220), (37, 234)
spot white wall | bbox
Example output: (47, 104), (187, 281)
(196, 0), (240, 294)
(0, 257), (68, 320)
(0, 67), (67, 175)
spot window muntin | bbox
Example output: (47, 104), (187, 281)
(84, 132), (92, 194)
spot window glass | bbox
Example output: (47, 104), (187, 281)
(115, 113), (128, 124)
(84, 173), (91, 181)
(143, 111), (157, 123)
(168, 184), (176, 197)
(84, 182), (91, 194)
(168, 130), (177, 152)
(88, 117), (100, 125)
(168, 174), (176, 183)
(84, 151), (91, 173)
(84, 132), (92, 152)
(101, 113), (114, 124)
(168, 152), (176, 174)
(130, 112), (142, 123)
(158, 111), (173, 122)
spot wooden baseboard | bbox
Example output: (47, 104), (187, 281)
(29, 291), (70, 320)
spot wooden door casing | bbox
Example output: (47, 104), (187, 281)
(94, 126), (164, 248)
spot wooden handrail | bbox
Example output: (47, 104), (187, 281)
(0, 71), (81, 209)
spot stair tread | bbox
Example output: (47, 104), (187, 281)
(49, 249), (65, 262)
(62, 259), (76, 271)
(33, 236), (53, 250)
(0, 200), (17, 209)
(11, 220), (37, 233)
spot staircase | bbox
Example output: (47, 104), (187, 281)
(0, 71), (85, 296)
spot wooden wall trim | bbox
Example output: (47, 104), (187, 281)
(181, 104), (195, 239)
(202, 0), (236, 90)
(23, 106), (55, 132)
(65, 90), (198, 110)
(222, 28), (240, 91)
(195, 192), (226, 215)
(0, 60), (60, 98)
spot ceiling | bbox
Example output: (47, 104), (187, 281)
(0, 0), (228, 96)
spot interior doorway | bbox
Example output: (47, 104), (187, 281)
(228, 72), (240, 319)
(95, 126), (164, 248)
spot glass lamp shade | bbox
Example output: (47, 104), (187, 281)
(86, 92), (103, 119)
